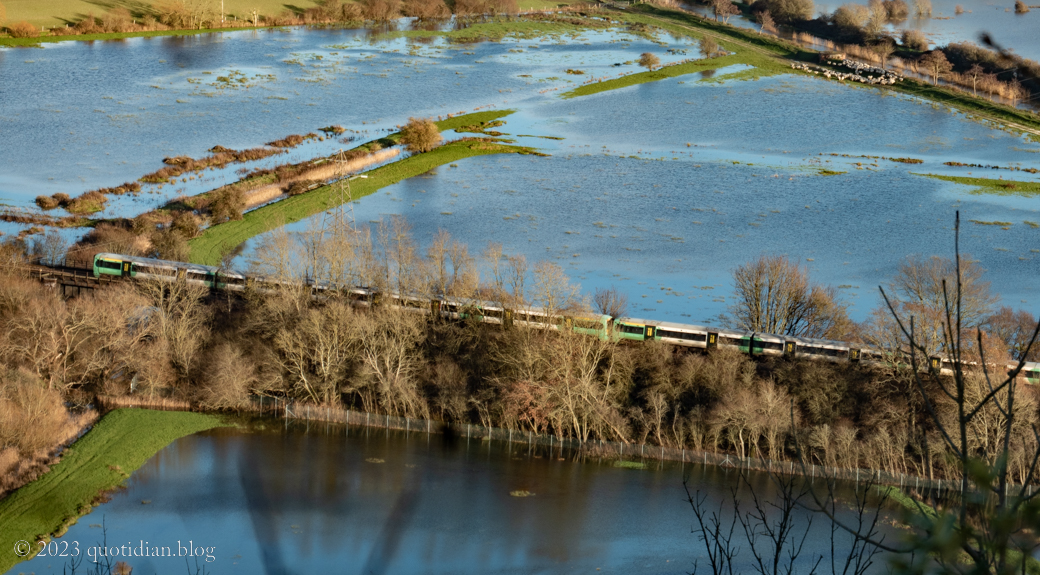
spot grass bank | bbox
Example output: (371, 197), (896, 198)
(188, 110), (543, 266)
(912, 173), (1040, 196)
(561, 53), (782, 98)
(0, 408), (226, 574)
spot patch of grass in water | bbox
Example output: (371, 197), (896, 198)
(912, 173), (1040, 196)
(970, 219), (1014, 227)
(818, 169), (846, 176)
(613, 460), (647, 470)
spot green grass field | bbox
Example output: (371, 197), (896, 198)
(187, 110), (539, 266)
(0, 408), (227, 574)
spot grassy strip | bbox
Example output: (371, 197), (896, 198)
(189, 139), (539, 265)
(188, 111), (538, 266)
(0, 26), (281, 47)
(562, 52), (781, 98)
(912, 173), (1040, 196)
(626, 5), (1040, 137)
(0, 409), (226, 574)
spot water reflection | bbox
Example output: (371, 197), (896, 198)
(7, 424), (898, 575)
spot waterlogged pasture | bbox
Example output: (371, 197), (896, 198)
(248, 72), (1040, 323)
(0, 23), (686, 220)
(3, 424), (895, 575)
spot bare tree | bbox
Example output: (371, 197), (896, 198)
(920, 49), (953, 84)
(711, 0), (740, 22)
(531, 261), (579, 320)
(593, 286), (628, 319)
(700, 36), (720, 59)
(796, 212), (1040, 574)
(967, 63), (985, 96)
(730, 255), (849, 338)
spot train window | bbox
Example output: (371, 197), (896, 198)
(484, 309), (504, 319)
(98, 260), (122, 271)
(757, 341), (783, 351)
(617, 324), (644, 335)
(657, 329), (706, 342)
(574, 319), (603, 330)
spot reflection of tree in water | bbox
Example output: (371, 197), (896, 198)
(231, 426), (603, 570)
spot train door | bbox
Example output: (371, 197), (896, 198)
(121, 261), (132, 277)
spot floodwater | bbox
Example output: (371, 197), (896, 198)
(2, 20), (1039, 322)
(249, 72), (1040, 323)
(4, 423), (897, 575)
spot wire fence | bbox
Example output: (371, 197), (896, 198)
(95, 394), (1039, 499)
(282, 402), (1033, 498)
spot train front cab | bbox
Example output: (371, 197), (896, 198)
(94, 254), (130, 278)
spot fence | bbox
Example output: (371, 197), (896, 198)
(96, 394), (1037, 499)
(282, 402), (1028, 498)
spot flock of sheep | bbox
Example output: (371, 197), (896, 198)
(790, 58), (903, 85)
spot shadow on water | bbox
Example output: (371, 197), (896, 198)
(8, 418), (903, 575)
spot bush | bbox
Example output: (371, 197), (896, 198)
(833, 3), (869, 29)
(209, 186), (245, 224)
(171, 211), (201, 238)
(0, 369), (71, 456)
(399, 117), (443, 153)
(73, 222), (142, 258)
(149, 227), (190, 261)
(7, 21), (38, 38)
(65, 190), (108, 214)
(639, 52), (661, 70)
(402, 0), (451, 18)
(882, 0), (909, 19)
(34, 195), (60, 210)
(764, 0), (814, 22)
(286, 179), (320, 196)
(900, 28), (928, 50)
(1015, 0), (1029, 12)
(362, 0), (400, 20)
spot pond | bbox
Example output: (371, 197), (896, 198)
(4, 423), (898, 575)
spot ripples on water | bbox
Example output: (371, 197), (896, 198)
(253, 73), (1040, 323)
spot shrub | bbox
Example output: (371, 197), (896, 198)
(286, 179), (320, 196)
(402, 0), (451, 18)
(399, 117), (442, 153)
(0, 369), (71, 456)
(1015, 0), (1029, 13)
(699, 37), (719, 58)
(65, 190), (108, 214)
(638, 52), (661, 70)
(764, 0), (814, 22)
(362, 0), (401, 20)
(35, 195), (60, 210)
(882, 0), (909, 19)
(73, 222), (142, 258)
(900, 28), (928, 50)
(171, 211), (201, 238)
(912, 0), (931, 16)
(149, 226), (190, 261)
(7, 20), (38, 38)
(833, 3), (869, 29)
(209, 186), (245, 224)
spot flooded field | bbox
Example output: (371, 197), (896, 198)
(2, 18), (1038, 323)
(4, 424), (896, 575)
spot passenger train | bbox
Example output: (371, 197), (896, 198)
(92, 253), (1040, 384)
